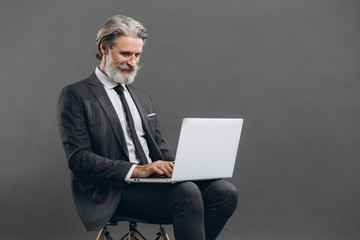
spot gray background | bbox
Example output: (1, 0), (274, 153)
(1, 0), (359, 239)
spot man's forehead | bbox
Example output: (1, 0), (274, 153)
(114, 36), (144, 51)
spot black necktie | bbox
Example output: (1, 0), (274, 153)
(114, 85), (149, 165)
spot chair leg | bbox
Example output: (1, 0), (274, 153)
(96, 227), (107, 240)
(129, 221), (138, 240)
(157, 225), (170, 240)
(97, 222), (168, 240)
(128, 221), (148, 240)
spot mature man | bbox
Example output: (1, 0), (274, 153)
(57, 15), (238, 240)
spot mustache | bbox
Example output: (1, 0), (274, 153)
(117, 63), (141, 71)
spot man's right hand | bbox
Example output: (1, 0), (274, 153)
(132, 160), (174, 178)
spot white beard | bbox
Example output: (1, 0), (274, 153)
(103, 53), (138, 85)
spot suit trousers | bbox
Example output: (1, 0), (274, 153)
(113, 179), (238, 240)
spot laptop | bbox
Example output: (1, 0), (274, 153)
(126, 118), (243, 183)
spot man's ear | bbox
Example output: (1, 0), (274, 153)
(100, 42), (109, 55)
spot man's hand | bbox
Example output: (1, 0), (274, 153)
(132, 160), (174, 178)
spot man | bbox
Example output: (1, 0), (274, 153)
(57, 15), (238, 240)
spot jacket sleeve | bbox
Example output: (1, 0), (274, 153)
(57, 85), (133, 186)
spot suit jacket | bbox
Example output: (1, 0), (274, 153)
(57, 72), (173, 231)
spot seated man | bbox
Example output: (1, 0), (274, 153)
(57, 15), (238, 240)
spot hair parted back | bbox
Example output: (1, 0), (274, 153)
(95, 15), (147, 60)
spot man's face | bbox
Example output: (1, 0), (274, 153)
(104, 36), (144, 84)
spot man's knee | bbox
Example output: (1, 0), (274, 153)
(221, 181), (238, 214)
(171, 181), (204, 212)
(204, 180), (238, 215)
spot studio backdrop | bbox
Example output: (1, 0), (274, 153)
(0, 1), (359, 239)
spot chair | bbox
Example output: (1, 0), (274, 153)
(96, 216), (172, 240)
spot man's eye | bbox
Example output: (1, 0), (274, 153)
(121, 52), (132, 57)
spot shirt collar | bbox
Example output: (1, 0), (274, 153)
(95, 67), (122, 90)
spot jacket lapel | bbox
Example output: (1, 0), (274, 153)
(127, 85), (164, 160)
(127, 87), (151, 131)
(86, 72), (129, 160)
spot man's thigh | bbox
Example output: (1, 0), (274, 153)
(195, 179), (238, 202)
(114, 182), (197, 219)
(113, 180), (236, 219)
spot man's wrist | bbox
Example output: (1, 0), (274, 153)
(125, 164), (137, 179)
(132, 164), (149, 178)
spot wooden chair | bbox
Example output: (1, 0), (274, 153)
(96, 216), (172, 240)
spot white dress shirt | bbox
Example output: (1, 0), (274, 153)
(95, 67), (152, 179)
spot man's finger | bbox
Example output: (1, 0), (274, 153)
(164, 164), (173, 174)
(153, 166), (164, 175)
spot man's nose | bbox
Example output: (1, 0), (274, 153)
(126, 56), (138, 68)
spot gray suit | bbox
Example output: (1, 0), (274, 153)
(57, 72), (173, 230)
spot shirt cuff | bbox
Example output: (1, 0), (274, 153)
(125, 164), (137, 179)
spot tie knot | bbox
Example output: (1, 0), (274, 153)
(113, 85), (124, 94)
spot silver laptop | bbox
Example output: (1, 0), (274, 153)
(126, 118), (243, 183)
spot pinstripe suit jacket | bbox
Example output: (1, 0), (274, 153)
(57, 72), (173, 231)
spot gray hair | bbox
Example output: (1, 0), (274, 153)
(95, 15), (147, 60)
